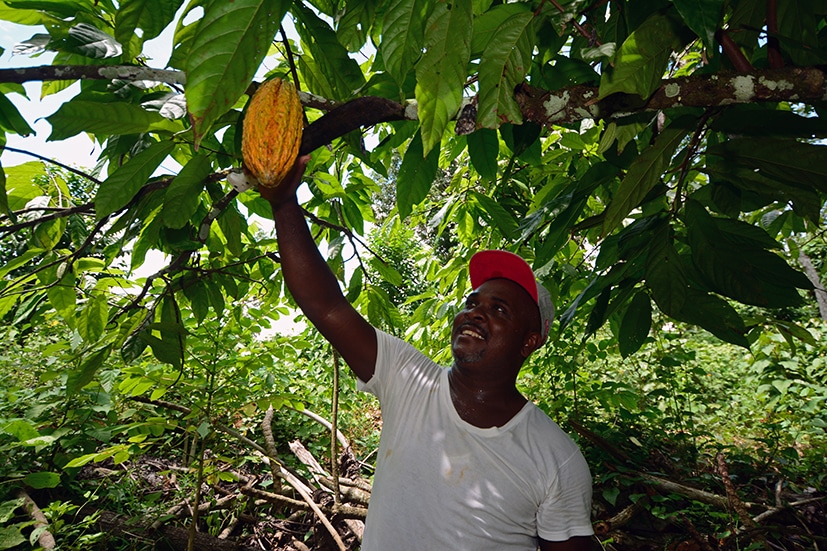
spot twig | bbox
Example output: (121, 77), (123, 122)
(0, 145), (102, 185)
(331, 348), (341, 506)
(262, 405), (283, 492)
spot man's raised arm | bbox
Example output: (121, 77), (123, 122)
(260, 155), (377, 383)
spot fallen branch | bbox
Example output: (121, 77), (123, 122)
(18, 489), (56, 550)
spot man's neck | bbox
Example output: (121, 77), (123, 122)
(447, 367), (527, 428)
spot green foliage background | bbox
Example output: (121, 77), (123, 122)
(0, 0), (826, 549)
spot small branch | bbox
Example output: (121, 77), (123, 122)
(0, 145), (102, 185)
(0, 65), (186, 86)
(331, 348), (341, 506)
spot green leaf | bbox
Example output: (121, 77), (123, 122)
(115, 0), (184, 45)
(185, 0), (289, 146)
(95, 139), (175, 220)
(0, 526), (26, 550)
(415, 0), (473, 155)
(182, 279), (210, 323)
(369, 256), (403, 286)
(671, 0), (723, 53)
(618, 291), (651, 357)
(673, 289), (749, 348)
(0, 93), (34, 136)
(467, 128), (499, 180)
(162, 153), (211, 229)
(160, 294), (185, 370)
(707, 138), (827, 194)
(685, 200), (809, 308)
(67, 346), (112, 395)
(478, 9), (533, 128)
(1, 420), (39, 441)
(46, 272), (77, 321)
(294, 4), (367, 100)
(599, 13), (682, 99)
(380, 0), (430, 84)
(46, 99), (178, 141)
(396, 131), (439, 219)
(77, 294), (108, 342)
(23, 471), (61, 489)
(645, 221), (687, 316)
(603, 122), (689, 235)
(471, 190), (519, 238)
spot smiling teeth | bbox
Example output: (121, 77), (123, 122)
(462, 329), (484, 339)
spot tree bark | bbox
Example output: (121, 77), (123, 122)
(798, 250), (827, 320)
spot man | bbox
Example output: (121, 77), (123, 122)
(261, 155), (594, 550)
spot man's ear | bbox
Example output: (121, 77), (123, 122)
(521, 331), (542, 359)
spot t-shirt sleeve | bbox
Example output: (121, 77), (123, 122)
(357, 328), (437, 407)
(536, 449), (594, 541)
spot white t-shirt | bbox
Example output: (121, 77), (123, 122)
(357, 329), (593, 551)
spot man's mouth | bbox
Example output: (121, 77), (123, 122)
(459, 324), (486, 340)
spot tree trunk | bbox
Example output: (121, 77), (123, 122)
(798, 250), (827, 320)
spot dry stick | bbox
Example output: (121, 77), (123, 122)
(132, 396), (346, 549)
(262, 405), (283, 492)
(716, 452), (771, 550)
(18, 489), (56, 550)
(288, 406), (350, 449)
(331, 349), (342, 506)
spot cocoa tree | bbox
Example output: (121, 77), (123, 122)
(1, 0), (825, 377)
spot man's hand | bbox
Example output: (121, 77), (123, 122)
(258, 154), (311, 210)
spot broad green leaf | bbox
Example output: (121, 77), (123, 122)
(380, 0), (430, 85)
(0, 526), (25, 550)
(686, 200), (809, 308)
(115, 0), (184, 46)
(160, 294), (185, 370)
(467, 128), (499, 180)
(477, 10), (533, 128)
(671, 0), (723, 53)
(618, 290), (651, 357)
(23, 471), (60, 489)
(335, 0), (377, 51)
(1, 419), (39, 441)
(0, 160), (8, 218)
(185, 0), (289, 146)
(369, 256), (403, 286)
(182, 278), (210, 323)
(216, 206), (245, 258)
(603, 123), (689, 235)
(77, 294), (108, 342)
(294, 4), (367, 100)
(645, 221), (687, 316)
(46, 272), (77, 322)
(415, 0), (473, 155)
(2, 0), (95, 19)
(673, 289), (749, 348)
(471, 190), (519, 238)
(0, 93), (34, 136)
(469, 3), (526, 56)
(707, 138), (827, 194)
(599, 13), (682, 99)
(95, 139), (175, 220)
(396, 131), (439, 219)
(46, 100), (179, 141)
(67, 346), (112, 395)
(162, 153), (211, 229)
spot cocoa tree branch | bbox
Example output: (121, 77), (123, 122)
(0, 65), (186, 85)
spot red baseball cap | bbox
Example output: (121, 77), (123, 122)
(469, 250), (554, 344)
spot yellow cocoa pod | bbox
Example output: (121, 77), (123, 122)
(242, 78), (304, 188)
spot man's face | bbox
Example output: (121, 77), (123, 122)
(451, 278), (540, 367)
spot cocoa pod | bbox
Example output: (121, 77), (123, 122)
(241, 78), (304, 188)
